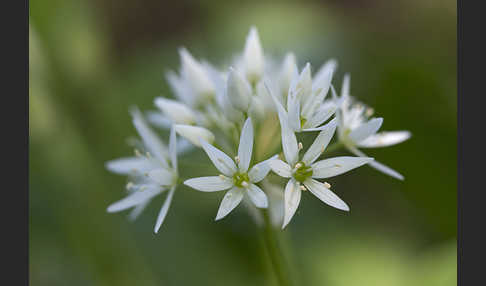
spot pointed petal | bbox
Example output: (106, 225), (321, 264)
(131, 108), (169, 167)
(147, 168), (175, 186)
(146, 111), (172, 129)
(184, 176), (233, 192)
(128, 199), (150, 221)
(154, 187), (175, 233)
(282, 179), (302, 229)
(154, 97), (196, 125)
(312, 59), (337, 93)
(280, 117), (299, 166)
(169, 127), (178, 170)
(216, 187), (244, 220)
(179, 47), (215, 96)
(238, 117), (254, 172)
(105, 157), (155, 175)
(243, 27), (264, 82)
(303, 179), (349, 211)
(174, 124), (215, 147)
(287, 93), (301, 131)
(311, 156), (373, 179)
(247, 184), (268, 208)
(269, 159), (292, 178)
(249, 155), (278, 183)
(357, 131), (411, 148)
(348, 117), (383, 143)
(107, 187), (162, 213)
(341, 73), (350, 98)
(347, 146), (404, 180)
(302, 118), (338, 165)
(200, 140), (237, 176)
(304, 102), (338, 129)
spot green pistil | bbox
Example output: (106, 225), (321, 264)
(300, 117), (307, 129)
(233, 172), (250, 188)
(293, 161), (313, 183)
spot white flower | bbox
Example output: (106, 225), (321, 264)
(184, 118), (276, 220)
(269, 118), (373, 228)
(226, 67), (252, 112)
(242, 26), (264, 85)
(270, 61), (340, 132)
(334, 74), (411, 180)
(106, 109), (179, 233)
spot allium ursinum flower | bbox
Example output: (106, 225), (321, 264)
(184, 118), (277, 220)
(106, 109), (179, 233)
(333, 74), (411, 180)
(271, 60), (341, 132)
(269, 117), (374, 228)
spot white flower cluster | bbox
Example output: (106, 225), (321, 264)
(106, 27), (410, 232)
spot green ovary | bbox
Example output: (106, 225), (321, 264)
(233, 172), (250, 188)
(293, 162), (313, 183)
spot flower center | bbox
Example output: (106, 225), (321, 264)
(293, 161), (313, 183)
(233, 172), (250, 188)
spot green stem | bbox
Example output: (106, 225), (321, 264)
(260, 210), (294, 286)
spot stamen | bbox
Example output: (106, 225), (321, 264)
(134, 149), (142, 157)
(145, 151), (152, 158)
(235, 156), (240, 164)
(295, 162), (303, 169)
(241, 181), (249, 188)
(219, 174), (226, 180)
(366, 108), (374, 117)
(324, 182), (331, 189)
(300, 185), (307, 191)
(126, 182), (134, 189)
(298, 142), (303, 150)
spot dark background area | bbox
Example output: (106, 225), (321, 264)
(29, 0), (456, 285)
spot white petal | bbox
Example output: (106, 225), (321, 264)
(287, 93), (301, 131)
(128, 199), (150, 221)
(269, 159), (292, 178)
(176, 138), (194, 155)
(169, 127), (178, 170)
(131, 109), (169, 167)
(311, 156), (373, 179)
(154, 97), (196, 125)
(280, 117), (299, 166)
(282, 179), (302, 229)
(348, 146), (404, 180)
(341, 73), (350, 98)
(304, 102), (338, 129)
(312, 59), (337, 93)
(166, 71), (192, 105)
(302, 118), (338, 165)
(238, 117), (254, 172)
(146, 111), (172, 129)
(200, 140), (237, 176)
(278, 53), (298, 102)
(357, 131), (411, 148)
(184, 176), (233, 192)
(174, 124), (215, 147)
(216, 187), (244, 220)
(179, 48), (215, 96)
(348, 117), (383, 143)
(105, 157), (154, 175)
(107, 187), (162, 213)
(247, 184), (268, 208)
(226, 67), (252, 111)
(148, 168), (175, 186)
(154, 187), (175, 233)
(243, 27), (264, 83)
(248, 155), (278, 183)
(303, 179), (349, 211)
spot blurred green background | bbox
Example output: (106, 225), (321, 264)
(29, 0), (456, 285)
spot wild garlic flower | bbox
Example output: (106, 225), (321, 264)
(272, 61), (341, 132)
(107, 26), (409, 232)
(184, 118), (276, 220)
(334, 74), (411, 180)
(269, 116), (373, 228)
(106, 109), (179, 233)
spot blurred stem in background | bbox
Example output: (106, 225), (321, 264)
(261, 210), (295, 286)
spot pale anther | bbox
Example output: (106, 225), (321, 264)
(298, 142), (303, 150)
(324, 182), (331, 189)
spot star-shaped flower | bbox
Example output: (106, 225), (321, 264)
(333, 74), (411, 180)
(184, 118), (276, 220)
(106, 109), (179, 233)
(269, 117), (373, 228)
